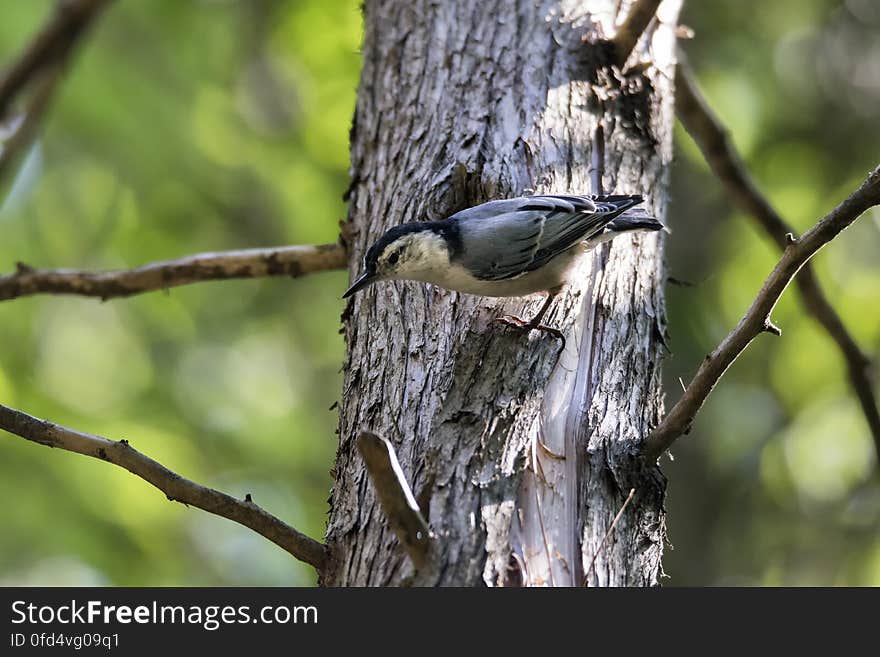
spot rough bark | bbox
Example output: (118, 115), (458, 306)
(325, 0), (679, 586)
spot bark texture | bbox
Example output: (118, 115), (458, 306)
(325, 0), (680, 586)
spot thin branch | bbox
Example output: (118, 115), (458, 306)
(643, 165), (880, 461)
(0, 66), (60, 181)
(584, 488), (636, 586)
(0, 0), (113, 185)
(0, 0), (113, 119)
(612, 0), (663, 68)
(0, 402), (328, 571)
(0, 243), (348, 301)
(675, 58), (880, 460)
(357, 432), (433, 569)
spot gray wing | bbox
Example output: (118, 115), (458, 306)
(452, 194), (641, 281)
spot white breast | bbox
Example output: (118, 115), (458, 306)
(407, 245), (584, 298)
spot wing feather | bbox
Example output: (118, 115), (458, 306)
(453, 194), (642, 281)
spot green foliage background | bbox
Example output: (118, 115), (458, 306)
(0, 0), (877, 586)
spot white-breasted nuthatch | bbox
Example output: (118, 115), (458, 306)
(344, 194), (663, 338)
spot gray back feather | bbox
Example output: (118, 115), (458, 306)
(451, 194), (640, 281)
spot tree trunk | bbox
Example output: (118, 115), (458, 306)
(324, 0), (680, 586)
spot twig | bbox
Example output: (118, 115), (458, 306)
(643, 165), (880, 460)
(584, 488), (636, 586)
(0, 0), (113, 119)
(0, 0), (113, 185)
(357, 432), (433, 569)
(612, 0), (663, 68)
(0, 67), (60, 181)
(0, 243), (348, 301)
(0, 402), (328, 571)
(531, 456), (556, 587)
(675, 58), (880, 460)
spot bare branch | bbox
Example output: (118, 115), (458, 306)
(0, 67), (60, 181)
(0, 0), (113, 119)
(612, 0), (663, 68)
(643, 165), (880, 461)
(357, 432), (433, 569)
(0, 0), (113, 181)
(0, 243), (348, 301)
(584, 488), (636, 586)
(0, 402), (328, 571)
(675, 58), (880, 460)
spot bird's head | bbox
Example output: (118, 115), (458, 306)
(343, 223), (447, 298)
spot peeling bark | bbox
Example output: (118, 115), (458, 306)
(325, 0), (679, 587)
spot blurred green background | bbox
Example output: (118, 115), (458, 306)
(0, 0), (877, 586)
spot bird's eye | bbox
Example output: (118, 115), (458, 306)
(388, 251), (400, 266)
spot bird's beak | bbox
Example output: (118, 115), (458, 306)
(343, 271), (376, 298)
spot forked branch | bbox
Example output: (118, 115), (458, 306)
(675, 58), (880, 459)
(643, 165), (880, 460)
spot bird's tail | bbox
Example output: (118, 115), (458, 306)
(606, 207), (667, 234)
(592, 194), (644, 215)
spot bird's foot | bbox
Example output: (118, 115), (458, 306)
(493, 315), (566, 348)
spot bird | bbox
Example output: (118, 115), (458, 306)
(343, 194), (663, 340)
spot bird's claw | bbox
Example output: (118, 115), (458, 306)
(494, 314), (529, 329)
(493, 315), (566, 348)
